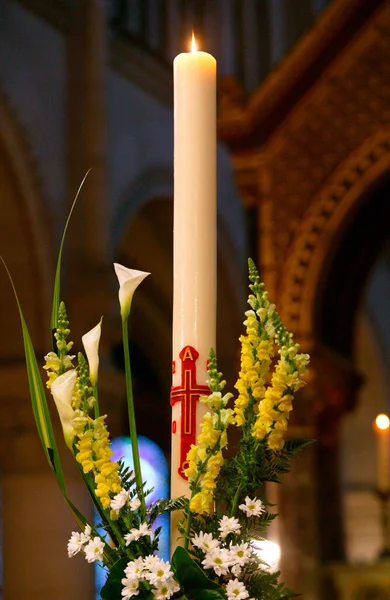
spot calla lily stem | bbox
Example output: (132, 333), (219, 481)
(121, 315), (146, 517)
(93, 383), (100, 419)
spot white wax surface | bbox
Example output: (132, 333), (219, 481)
(171, 50), (217, 501)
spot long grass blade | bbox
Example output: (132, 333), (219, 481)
(51, 170), (91, 333)
(1, 258), (66, 492)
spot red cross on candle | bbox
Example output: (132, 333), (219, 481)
(170, 345), (209, 480)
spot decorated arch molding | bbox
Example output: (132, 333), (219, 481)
(278, 128), (390, 348)
(219, 0), (390, 353)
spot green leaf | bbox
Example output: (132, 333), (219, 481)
(283, 438), (315, 456)
(172, 547), (226, 600)
(1, 258), (66, 493)
(100, 557), (128, 600)
(51, 170), (90, 333)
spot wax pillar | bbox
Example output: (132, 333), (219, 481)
(171, 40), (217, 500)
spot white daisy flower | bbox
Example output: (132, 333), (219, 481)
(202, 547), (232, 576)
(111, 490), (129, 514)
(191, 531), (220, 553)
(124, 522), (153, 545)
(231, 564), (242, 577)
(230, 542), (251, 566)
(67, 531), (85, 557)
(238, 496), (265, 518)
(129, 497), (141, 511)
(226, 578), (249, 600)
(218, 516), (241, 539)
(152, 578), (180, 599)
(124, 557), (145, 580)
(121, 578), (140, 599)
(82, 524), (92, 541)
(143, 554), (161, 570)
(145, 559), (173, 585)
(84, 536), (104, 563)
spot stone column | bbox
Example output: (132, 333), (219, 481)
(277, 345), (362, 600)
(269, 0), (287, 65)
(66, 0), (115, 349)
(312, 347), (362, 565)
(0, 364), (94, 600)
(277, 385), (321, 600)
(218, 0), (236, 76)
(241, 0), (259, 90)
(67, 0), (109, 265)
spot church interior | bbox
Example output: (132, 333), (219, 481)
(1, 0), (390, 599)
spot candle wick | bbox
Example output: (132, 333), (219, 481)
(191, 31), (197, 53)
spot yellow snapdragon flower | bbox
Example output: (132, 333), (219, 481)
(185, 350), (233, 515)
(252, 331), (310, 450)
(235, 259), (310, 451)
(43, 302), (75, 388)
(75, 415), (122, 509)
(233, 310), (274, 428)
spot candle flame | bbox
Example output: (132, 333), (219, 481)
(191, 31), (197, 53)
(376, 414), (390, 431)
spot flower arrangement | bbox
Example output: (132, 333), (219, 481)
(3, 204), (311, 600)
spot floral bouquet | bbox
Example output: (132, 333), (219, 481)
(3, 197), (310, 600)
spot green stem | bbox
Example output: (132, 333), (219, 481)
(184, 508), (192, 551)
(122, 316), (146, 517)
(93, 382), (100, 419)
(230, 482), (244, 517)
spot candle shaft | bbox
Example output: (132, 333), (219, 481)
(377, 430), (390, 493)
(171, 50), (217, 500)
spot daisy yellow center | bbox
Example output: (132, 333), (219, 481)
(214, 558), (223, 565)
(237, 550), (244, 557)
(157, 569), (164, 577)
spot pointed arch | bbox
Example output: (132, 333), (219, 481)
(0, 86), (53, 353)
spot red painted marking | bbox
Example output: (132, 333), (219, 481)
(172, 420), (177, 434)
(170, 345), (209, 480)
(172, 361), (176, 374)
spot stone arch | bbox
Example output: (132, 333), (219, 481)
(0, 86), (53, 355)
(278, 127), (390, 349)
(112, 166), (173, 250)
(112, 165), (246, 310)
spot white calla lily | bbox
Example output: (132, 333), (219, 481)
(114, 263), (150, 319)
(82, 319), (102, 386)
(51, 369), (77, 449)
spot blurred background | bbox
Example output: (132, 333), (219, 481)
(0, 0), (390, 598)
